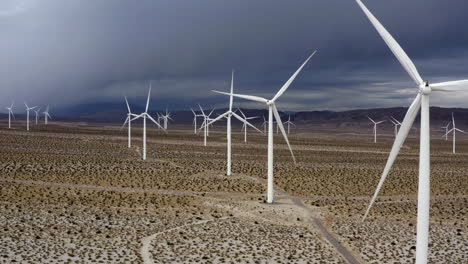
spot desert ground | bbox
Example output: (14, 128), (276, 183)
(0, 121), (466, 263)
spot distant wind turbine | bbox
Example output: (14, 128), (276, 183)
(43, 105), (52, 125)
(214, 51), (316, 203)
(121, 96), (138, 148)
(261, 116), (268, 134)
(368, 117), (385, 143)
(284, 115), (296, 135)
(24, 102), (37, 131)
(356, 1), (468, 263)
(130, 82), (165, 160)
(198, 105), (215, 146)
(161, 109), (173, 130)
(389, 116), (401, 138)
(441, 121), (451, 141)
(444, 113), (467, 154)
(191, 108), (203, 134)
(33, 107), (41, 125)
(6, 101), (14, 129)
(208, 71), (262, 175)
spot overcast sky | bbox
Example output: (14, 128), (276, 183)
(1, 0), (468, 112)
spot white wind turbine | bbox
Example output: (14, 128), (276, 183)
(444, 113), (466, 154)
(6, 101), (14, 129)
(161, 109), (173, 130)
(191, 108), (203, 134)
(33, 107), (41, 125)
(441, 121), (451, 141)
(389, 116), (401, 138)
(214, 51), (316, 203)
(207, 71), (262, 175)
(24, 103), (37, 131)
(368, 116), (385, 143)
(261, 116), (268, 134)
(43, 105), (52, 125)
(121, 96), (138, 148)
(284, 115), (296, 135)
(198, 105), (215, 146)
(129, 83), (165, 160)
(238, 108), (260, 142)
(356, 1), (468, 263)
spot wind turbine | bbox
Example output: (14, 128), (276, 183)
(368, 117), (385, 143)
(198, 105), (215, 146)
(261, 116), (268, 134)
(389, 116), (401, 138)
(213, 51), (316, 203)
(207, 71), (262, 176)
(24, 103), (37, 131)
(191, 108), (203, 134)
(6, 101), (14, 129)
(444, 113), (467, 154)
(238, 108), (260, 142)
(43, 105), (52, 125)
(33, 107), (41, 125)
(441, 121), (451, 141)
(129, 82), (165, 160)
(121, 96), (138, 148)
(356, 1), (468, 263)
(284, 115), (296, 135)
(162, 108), (173, 130)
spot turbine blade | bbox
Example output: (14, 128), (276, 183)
(376, 120), (386, 125)
(125, 96), (131, 113)
(452, 113), (455, 128)
(239, 108), (246, 118)
(431, 80), (468, 92)
(363, 93), (422, 221)
(130, 113), (144, 122)
(121, 116), (129, 130)
(47, 113), (52, 119)
(455, 128), (467, 134)
(11, 111), (15, 120)
(355, 0), (424, 86)
(208, 108), (215, 117)
(444, 128), (455, 138)
(198, 104), (206, 116)
(367, 116), (376, 123)
(232, 112), (263, 134)
(229, 70), (234, 111)
(271, 51), (317, 103)
(147, 114), (165, 131)
(272, 104), (296, 164)
(212, 90), (268, 103)
(205, 111), (228, 127)
(145, 82), (152, 113)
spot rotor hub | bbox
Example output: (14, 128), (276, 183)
(419, 81), (431, 95)
(266, 100), (274, 106)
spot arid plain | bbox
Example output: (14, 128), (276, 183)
(0, 122), (466, 263)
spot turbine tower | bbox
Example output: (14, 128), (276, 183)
(6, 101), (14, 129)
(130, 82), (165, 160)
(368, 117), (385, 143)
(356, 1), (468, 263)
(121, 96), (138, 148)
(238, 108), (260, 142)
(214, 51), (316, 203)
(389, 116), (401, 138)
(443, 113), (466, 154)
(34, 107), (41, 125)
(43, 105), (52, 125)
(24, 103), (37, 131)
(207, 71), (262, 175)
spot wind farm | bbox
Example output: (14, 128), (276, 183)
(0, 1), (467, 264)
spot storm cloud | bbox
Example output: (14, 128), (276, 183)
(1, 0), (468, 112)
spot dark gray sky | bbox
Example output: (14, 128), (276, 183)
(1, 0), (468, 112)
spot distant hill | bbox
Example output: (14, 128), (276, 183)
(3, 102), (467, 129)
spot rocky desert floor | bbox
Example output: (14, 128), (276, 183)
(0, 122), (466, 263)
